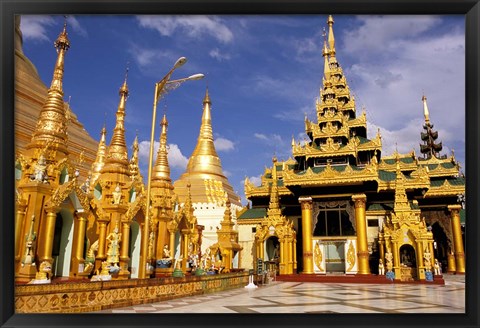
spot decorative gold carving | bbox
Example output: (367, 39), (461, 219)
(314, 242), (323, 271)
(346, 240), (356, 271)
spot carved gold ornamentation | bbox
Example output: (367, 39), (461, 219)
(346, 241), (356, 272)
(314, 242), (323, 271)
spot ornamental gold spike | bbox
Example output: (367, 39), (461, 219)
(152, 114), (172, 183)
(129, 133), (140, 179)
(327, 15), (336, 57)
(102, 74), (130, 174)
(90, 123), (108, 186)
(185, 88), (223, 176)
(28, 18), (71, 157)
(422, 94), (430, 124)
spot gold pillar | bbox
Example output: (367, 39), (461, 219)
(293, 238), (297, 271)
(96, 220), (108, 266)
(118, 221), (131, 278)
(287, 238), (293, 274)
(259, 239), (265, 260)
(38, 207), (59, 264)
(15, 202), (27, 261)
(447, 251), (456, 273)
(299, 196), (314, 274)
(378, 238), (385, 265)
(416, 240), (425, 280)
(352, 194), (370, 274)
(279, 240), (285, 274)
(181, 232), (189, 271)
(169, 230), (175, 257)
(71, 211), (87, 276)
(428, 240), (435, 268)
(448, 205), (465, 274)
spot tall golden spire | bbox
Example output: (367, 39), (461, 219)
(393, 155), (411, 212)
(322, 28), (331, 80)
(174, 88), (241, 206)
(129, 133), (141, 179)
(184, 88), (223, 176)
(422, 94), (430, 124)
(101, 72), (130, 175)
(28, 18), (71, 157)
(152, 114), (171, 183)
(327, 15), (336, 58)
(90, 123), (108, 186)
(268, 156), (281, 212)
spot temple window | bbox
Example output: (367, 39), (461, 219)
(313, 205), (355, 237)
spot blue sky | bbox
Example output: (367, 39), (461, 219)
(20, 15), (465, 205)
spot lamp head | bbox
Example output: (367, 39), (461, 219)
(174, 57), (187, 69)
(187, 73), (205, 80)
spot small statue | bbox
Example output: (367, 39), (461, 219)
(434, 259), (442, 275)
(162, 245), (172, 260)
(30, 154), (49, 183)
(385, 252), (393, 272)
(83, 239), (99, 274)
(112, 184), (122, 204)
(106, 224), (121, 265)
(22, 215), (36, 266)
(34, 261), (52, 281)
(424, 249), (432, 271)
(99, 261), (111, 276)
(378, 259), (385, 275)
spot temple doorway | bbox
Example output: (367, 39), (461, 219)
(399, 244), (416, 268)
(431, 222), (448, 272)
(265, 236), (279, 261)
(51, 209), (74, 277)
(128, 220), (140, 278)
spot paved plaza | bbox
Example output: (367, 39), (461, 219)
(96, 274), (465, 314)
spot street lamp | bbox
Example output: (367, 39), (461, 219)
(139, 57), (204, 279)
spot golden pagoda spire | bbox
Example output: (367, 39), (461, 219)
(101, 71), (130, 175)
(393, 155), (411, 212)
(129, 133), (140, 179)
(152, 114), (171, 183)
(422, 94), (430, 124)
(327, 15), (336, 58)
(322, 27), (331, 80)
(28, 18), (71, 157)
(268, 156), (281, 213)
(184, 88), (222, 176)
(90, 123), (108, 186)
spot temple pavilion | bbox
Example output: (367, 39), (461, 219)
(238, 15), (465, 281)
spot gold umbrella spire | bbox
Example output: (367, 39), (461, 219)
(327, 15), (336, 58)
(152, 114), (172, 183)
(422, 94), (430, 124)
(184, 88), (223, 176)
(28, 18), (71, 157)
(90, 123), (108, 186)
(322, 27), (331, 80)
(102, 71), (130, 174)
(129, 133), (141, 179)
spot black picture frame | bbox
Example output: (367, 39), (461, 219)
(1, 1), (479, 327)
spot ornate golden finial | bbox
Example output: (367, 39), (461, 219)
(152, 113), (172, 183)
(184, 88), (222, 175)
(27, 18), (71, 157)
(129, 133), (140, 179)
(322, 27), (331, 79)
(327, 15), (336, 57)
(101, 75), (130, 175)
(422, 94), (430, 124)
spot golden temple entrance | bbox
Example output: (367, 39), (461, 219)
(324, 241), (345, 273)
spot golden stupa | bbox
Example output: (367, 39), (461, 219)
(173, 89), (241, 207)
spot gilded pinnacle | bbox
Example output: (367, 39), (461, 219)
(152, 113), (172, 183)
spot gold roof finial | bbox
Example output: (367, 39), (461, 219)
(101, 75), (130, 175)
(28, 17), (71, 157)
(129, 133), (140, 179)
(90, 122), (108, 186)
(322, 27), (331, 79)
(422, 94), (430, 124)
(327, 15), (336, 57)
(184, 88), (222, 175)
(152, 113), (172, 183)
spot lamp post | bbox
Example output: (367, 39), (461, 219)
(139, 57), (204, 279)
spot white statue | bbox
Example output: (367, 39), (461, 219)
(378, 259), (385, 275)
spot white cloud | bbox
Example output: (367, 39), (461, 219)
(254, 133), (268, 141)
(209, 48), (231, 61)
(20, 16), (55, 41)
(167, 144), (188, 169)
(214, 137), (235, 152)
(245, 175), (262, 187)
(138, 140), (159, 166)
(136, 15), (233, 43)
(67, 16), (87, 37)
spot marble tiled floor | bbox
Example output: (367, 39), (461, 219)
(96, 274), (465, 314)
